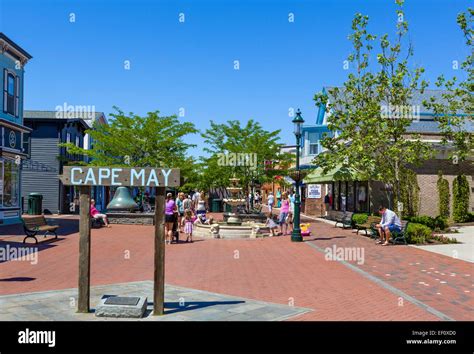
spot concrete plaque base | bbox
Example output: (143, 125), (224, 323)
(95, 295), (148, 318)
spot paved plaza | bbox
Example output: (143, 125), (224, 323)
(0, 281), (310, 321)
(0, 214), (472, 321)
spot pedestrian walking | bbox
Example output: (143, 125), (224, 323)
(267, 192), (275, 213)
(164, 193), (177, 244)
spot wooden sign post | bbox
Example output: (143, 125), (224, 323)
(60, 167), (180, 315)
(78, 186), (91, 313)
(153, 187), (165, 315)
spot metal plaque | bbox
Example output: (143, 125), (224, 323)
(104, 296), (140, 306)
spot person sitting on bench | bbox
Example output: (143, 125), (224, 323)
(90, 199), (111, 228)
(375, 205), (401, 246)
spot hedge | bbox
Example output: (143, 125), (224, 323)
(352, 213), (369, 225)
(437, 171), (450, 219)
(453, 175), (470, 222)
(404, 215), (448, 231)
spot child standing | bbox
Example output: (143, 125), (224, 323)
(183, 209), (194, 242)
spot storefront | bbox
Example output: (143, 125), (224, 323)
(303, 165), (390, 218)
(0, 120), (31, 224)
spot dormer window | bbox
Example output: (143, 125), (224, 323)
(308, 132), (319, 155)
(3, 69), (19, 117)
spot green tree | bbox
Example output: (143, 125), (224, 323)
(62, 107), (198, 178)
(200, 119), (292, 193)
(452, 174), (470, 222)
(423, 8), (474, 163)
(313, 0), (432, 212)
(437, 171), (450, 218)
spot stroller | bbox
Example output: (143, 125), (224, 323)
(172, 215), (180, 243)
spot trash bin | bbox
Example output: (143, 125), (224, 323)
(225, 203), (232, 213)
(28, 193), (43, 215)
(211, 199), (222, 213)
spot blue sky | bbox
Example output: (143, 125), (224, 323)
(0, 0), (471, 157)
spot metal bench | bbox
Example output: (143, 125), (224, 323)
(21, 215), (59, 244)
(390, 220), (409, 245)
(334, 211), (354, 229)
(370, 220), (409, 244)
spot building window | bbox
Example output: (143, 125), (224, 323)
(22, 132), (31, 157)
(308, 132), (319, 155)
(347, 182), (355, 212)
(355, 181), (368, 212)
(340, 181), (347, 211)
(3, 70), (19, 117)
(0, 158), (20, 208)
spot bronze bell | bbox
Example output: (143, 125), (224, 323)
(106, 186), (139, 212)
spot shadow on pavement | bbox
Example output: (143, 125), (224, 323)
(0, 218), (79, 238)
(151, 300), (246, 315)
(0, 277), (36, 282)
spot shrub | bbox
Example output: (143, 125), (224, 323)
(437, 171), (450, 218)
(431, 235), (458, 244)
(352, 213), (369, 225)
(453, 175), (470, 223)
(407, 215), (436, 229)
(467, 212), (474, 222)
(434, 215), (448, 230)
(406, 223), (432, 244)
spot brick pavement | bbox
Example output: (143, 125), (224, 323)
(304, 219), (473, 321)
(0, 215), (471, 320)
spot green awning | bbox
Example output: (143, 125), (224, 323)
(303, 165), (362, 184)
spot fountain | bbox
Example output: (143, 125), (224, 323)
(193, 177), (270, 239)
(223, 177), (246, 225)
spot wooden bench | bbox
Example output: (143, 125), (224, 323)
(356, 215), (381, 235)
(334, 211), (354, 229)
(21, 216), (59, 244)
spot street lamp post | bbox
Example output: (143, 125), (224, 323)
(291, 109), (305, 242)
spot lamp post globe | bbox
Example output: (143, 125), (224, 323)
(291, 109), (305, 242)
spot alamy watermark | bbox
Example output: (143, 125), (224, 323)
(55, 102), (96, 119)
(325, 245), (365, 265)
(217, 153), (257, 170)
(0, 245), (38, 265)
(380, 104), (420, 121)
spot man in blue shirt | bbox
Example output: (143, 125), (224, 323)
(375, 206), (402, 246)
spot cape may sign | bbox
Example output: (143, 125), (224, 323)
(59, 166), (180, 317)
(60, 166), (180, 187)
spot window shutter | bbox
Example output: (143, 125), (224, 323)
(3, 69), (7, 113)
(15, 76), (20, 117)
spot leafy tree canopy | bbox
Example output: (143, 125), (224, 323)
(61, 107), (198, 178)
(313, 0), (433, 207)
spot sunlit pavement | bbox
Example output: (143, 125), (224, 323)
(410, 225), (474, 263)
(0, 214), (472, 321)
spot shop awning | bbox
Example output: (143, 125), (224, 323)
(303, 165), (362, 184)
(283, 176), (295, 185)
